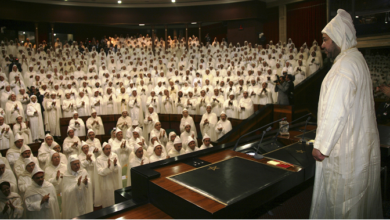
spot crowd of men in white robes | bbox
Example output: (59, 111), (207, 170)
(0, 34), (322, 218)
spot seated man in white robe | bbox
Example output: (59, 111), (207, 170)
(37, 134), (59, 169)
(24, 168), (60, 219)
(0, 181), (24, 219)
(200, 104), (218, 142)
(215, 112), (232, 139)
(14, 145), (39, 178)
(26, 95), (45, 143)
(0, 160), (18, 194)
(168, 137), (185, 157)
(86, 109), (105, 135)
(184, 136), (199, 154)
(94, 143), (122, 208)
(117, 110), (132, 137)
(5, 94), (24, 124)
(199, 134), (213, 150)
(61, 155), (93, 219)
(238, 91), (254, 120)
(69, 111), (86, 137)
(146, 91), (160, 113)
(5, 133), (24, 170)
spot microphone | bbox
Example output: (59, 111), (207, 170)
(271, 113), (312, 145)
(233, 117), (286, 151)
(300, 116), (312, 143)
(254, 126), (272, 159)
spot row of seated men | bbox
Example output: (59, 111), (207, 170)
(0, 104), (232, 218)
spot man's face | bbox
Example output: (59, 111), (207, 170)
(22, 150), (31, 158)
(71, 160), (80, 172)
(203, 138), (211, 146)
(103, 145), (111, 156)
(116, 131), (123, 140)
(45, 136), (53, 146)
(51, 153), (60, 166)
(88, 132), (95, 140)
(0, 184), (10, 197)
(322, 33), (340, 59)
(92, 112), (97, 118)
(221, 114), (227, 121)
(15, 139), (23, 148)
(122, 111), (128, 117)
(206, 106), (211, 113)
(135, 147), (143, 159)
(174, 143), (182, 151)
(0, 164), (5, 176)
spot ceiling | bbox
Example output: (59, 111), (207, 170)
(13, 0), (278, 8)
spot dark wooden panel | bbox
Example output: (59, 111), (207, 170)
(273, 105), (293, 128)
(0, 1), (266, 25)
(107, 203), (172, 219)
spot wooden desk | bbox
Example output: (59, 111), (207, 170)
(107, 203), (171, 219)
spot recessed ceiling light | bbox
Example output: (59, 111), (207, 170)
(54, 33), (56, 36)
(139, 24), (145, 26)
(191, 22), (197, 24)
(118, 0), (122, 4)
(172, 0), (175, 2)
(23, 32), (25, 34)
(355, 16), (359, 18)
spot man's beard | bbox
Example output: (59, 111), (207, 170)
(326, 42), (341, 61)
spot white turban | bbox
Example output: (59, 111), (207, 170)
(322, 9), (356, 52)
(202, 134), (210, 142)
(15, 133), (23, 141)
(31, 167), (44, 177)
(187, 136), (195, 145)
(173, 137), (182, 145)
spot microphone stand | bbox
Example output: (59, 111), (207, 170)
(254, 126), (272, 159)
(233, 117), (287, 151)
(299, 116), (312, 143)
(271, 113), (312, 146)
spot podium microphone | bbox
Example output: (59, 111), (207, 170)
(300, 116), (312, 143)
(254, 126), (272, 159)
(271, 113), (312, 146)
(233, 117), (286, 151)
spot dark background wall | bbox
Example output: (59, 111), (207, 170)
(227, 19), (263, 45)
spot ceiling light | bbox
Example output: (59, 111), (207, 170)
(118, 0), (122, 4)
(172, 0), (175, 2)
(23, 32), (25, 34)
(355, 16), (358, 18)
(191, 22), (197, 24)
(54, 33), (56, 36)
(139, 24), (145, 26)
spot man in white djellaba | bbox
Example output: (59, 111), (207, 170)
(26, 95), (45, 142)
(310, 9), (382, 219)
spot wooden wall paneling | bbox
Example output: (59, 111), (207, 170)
(273, 105), (293, 128)
(0, 1), (266, 25)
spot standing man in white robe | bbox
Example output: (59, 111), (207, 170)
(46, 92), (62, 137)
(310, 9), (382, 219)
(24, 168), (61, 219)
(223, 92), (238, 119)
(128, 89), (144, 125)
(76, 90), (91, 117)
(238, 91), (254, 120)
(116, 111), (132, 138)
(199, 104), (218, 142)
(86, 109), (105, 135)
(5, 94), (24, 124)
(26, 95), (45, 142)
(61, 155), (93, 219)
(94, 143), (122, 208)
(0, 115), (14, 150)
(143, 105), (159, 141)
(69, 111), (86, 137)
